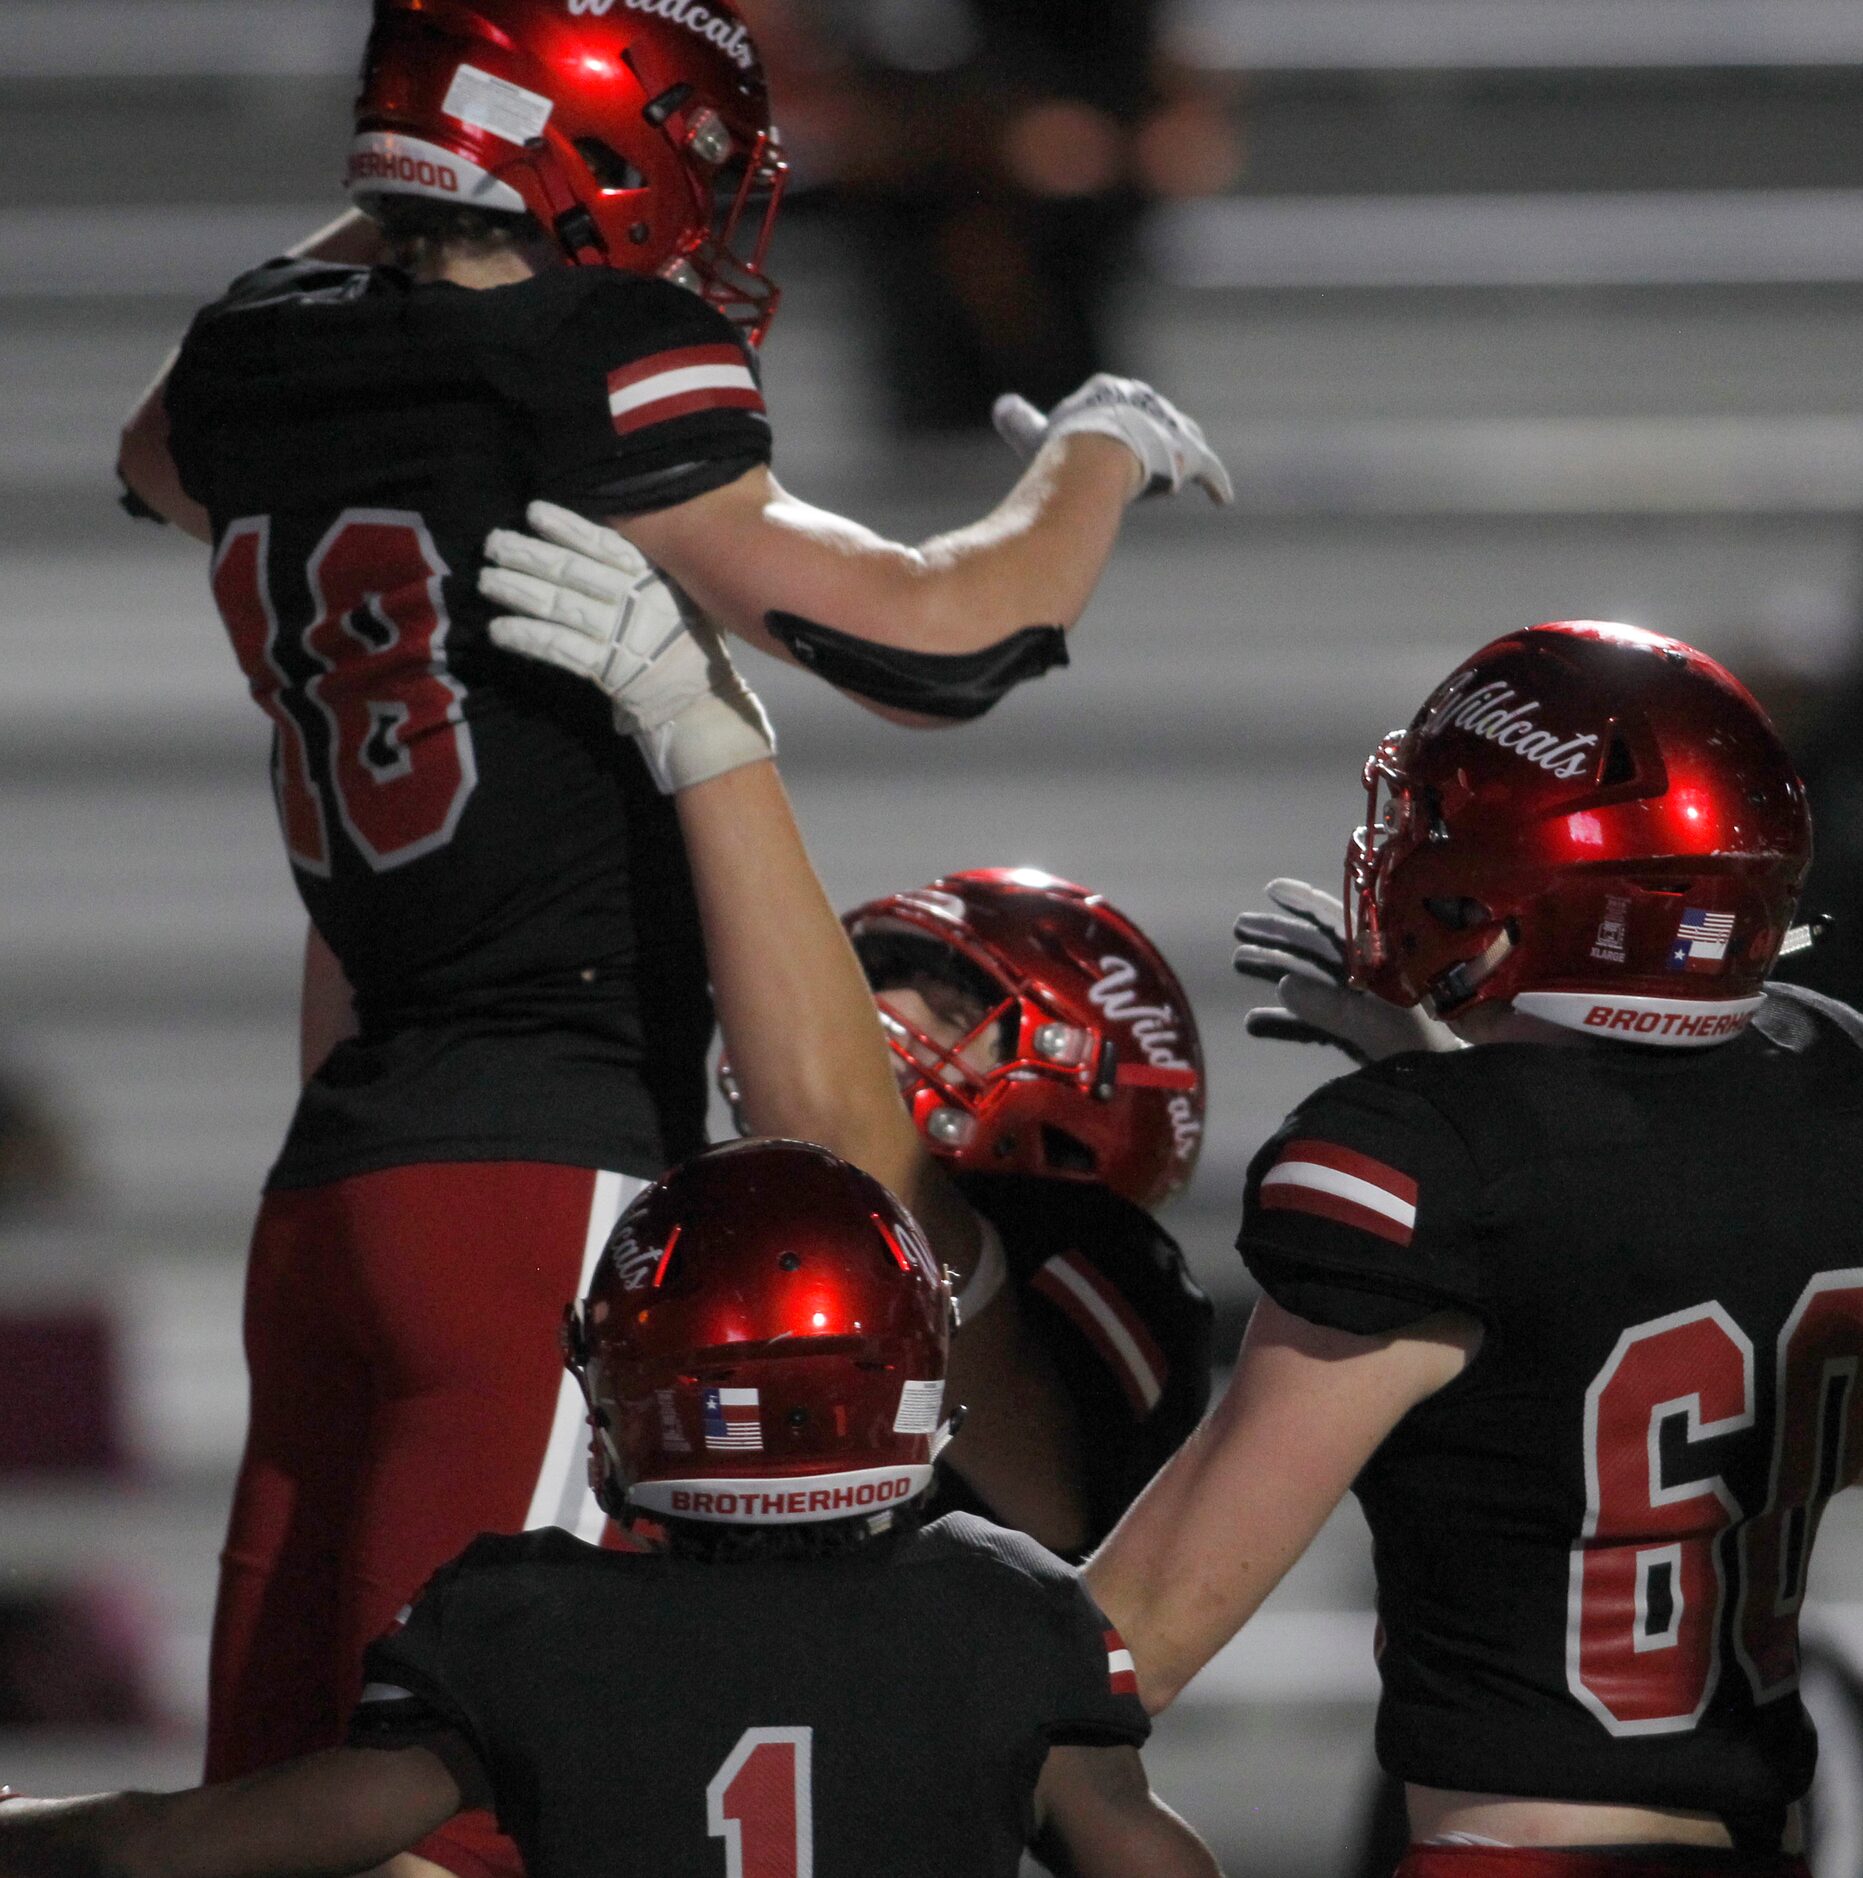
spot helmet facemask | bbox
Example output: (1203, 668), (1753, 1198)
(841, 872), (1206, 1208)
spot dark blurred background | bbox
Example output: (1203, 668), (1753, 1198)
(5, 3), (1863, 1870)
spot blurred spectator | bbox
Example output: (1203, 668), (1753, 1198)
(1744, 539), (1863, 1009)
(0, 1058), (81, 1215)
(0, 1587), (153, 1728)
(1772, 669), (1863, 1007)
(745, 0), (1242, 431)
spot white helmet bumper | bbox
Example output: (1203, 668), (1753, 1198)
(627, 1462), (935, 1527)
(1513, 988), (1766, 1047)
(345, 131), (529, 215)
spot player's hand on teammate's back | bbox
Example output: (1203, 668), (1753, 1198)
(481, 502), (774, 794)
(993, 374), (1234, 506)
(1233, 878), (1462, 1065)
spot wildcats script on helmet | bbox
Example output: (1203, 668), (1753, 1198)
(567, 0), (758, 69)
(1419, 672), (1599, 780)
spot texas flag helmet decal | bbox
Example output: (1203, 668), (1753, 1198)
(702, 1385), (763, 1452)
(1669, 907), (1735, 974)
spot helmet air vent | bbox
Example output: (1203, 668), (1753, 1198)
(650, 1224), (683, 1288)
(1600, 733), (1638, 788)
(574, 137), (646, 192)
(642, 82), (695, 128)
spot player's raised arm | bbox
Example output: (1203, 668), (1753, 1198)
(0, 1743), (466, 1878)
(622, 371), (1229, 666)
(485, 368), (1228, 725)
(478, 545), (1092, 1551)
(1035, 1744), (1224, 1878)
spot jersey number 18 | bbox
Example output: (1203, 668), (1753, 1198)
(212, 510), (478, 875)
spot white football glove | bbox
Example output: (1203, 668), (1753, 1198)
(480, 501), (774, 794)
(1233, 878), (1462, 1066)
(993, 373), (1234, 505)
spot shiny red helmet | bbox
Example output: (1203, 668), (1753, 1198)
(842, 868), (1205, 1209)
(1346, 621), (1812, 1046)
(347, 0), (787, 339)
(563, 1140), (953, 1529)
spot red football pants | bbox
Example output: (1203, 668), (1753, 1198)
(1397, 1849), (1811, 1877)
(205, 1161), (644, 1878)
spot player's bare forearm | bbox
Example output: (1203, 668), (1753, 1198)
(118, 212), (386, 543)
(0, 1747), (462, 1878)
(1086, 1298), (1480, 1711)
(1037, 1745), (1224, 1878)
(674, 761), (973, 1253)
(300, 924), (360, 1085)
(620, 434), (1140, 665)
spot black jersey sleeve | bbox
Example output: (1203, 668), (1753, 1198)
(1039, 1564), (1153, 1749)
(937, 1515), (1152, 1747)
(489, 272), (772, 519)
(1239, 1066), (1486, 1334)
(164, 258), (373, 511)
(346, 1545), (496, 1802)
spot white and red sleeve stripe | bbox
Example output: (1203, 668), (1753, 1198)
(1105, 1627), (1139, 1696)
(1258, 1138), (1418, 1246)
(1029, 1249), (1168, 1417)
(606, 343), (765, 436)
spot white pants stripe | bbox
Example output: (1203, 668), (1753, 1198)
(522, 1168), (646, 1541)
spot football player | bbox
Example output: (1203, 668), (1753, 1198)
(1086, 622), (1852, 1876)
(107, 3), (1228, 1870)
(478, 514), (1215, 1559)
(0, 1141), (1221, 1878)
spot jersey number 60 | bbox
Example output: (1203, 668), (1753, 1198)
(1570, 1272), (1863, 1735)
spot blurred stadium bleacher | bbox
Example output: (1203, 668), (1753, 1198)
(5, 4), (1863, 1871)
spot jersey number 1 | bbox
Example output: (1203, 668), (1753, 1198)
(707, 1728), (813, 1878)
(212, 510), (477, 874)
(1570, 1272), (1863, 1735)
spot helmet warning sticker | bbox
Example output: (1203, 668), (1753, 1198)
(443, 63), (555, 146)
(893, 1379), (944, 1435)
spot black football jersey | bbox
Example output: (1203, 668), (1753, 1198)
(1238, 984), (1863, 1821)
(348, 1516), (1147, 1877)
(165, 259), (774, 1188)
(930, 1176), (1214, 1550)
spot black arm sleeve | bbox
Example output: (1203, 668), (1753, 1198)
(766, 615), (1069, 720)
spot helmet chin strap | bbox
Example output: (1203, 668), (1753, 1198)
(1426, 924), (1516, 1016)
(497, 138), (610, 267)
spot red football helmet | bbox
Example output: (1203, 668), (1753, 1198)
(347, 0), (787, 338)
(563, 1139), (953, 1528)
(1346, 621), (1812, 1045)
(842, 869), (1205, 1209)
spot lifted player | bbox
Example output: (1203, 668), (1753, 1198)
(1088, 623), (1852, 1876)
(110, 2), (1227, 1868)
(0, 1141), (1219, 1878)
(479, 517), (1214, 1558)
